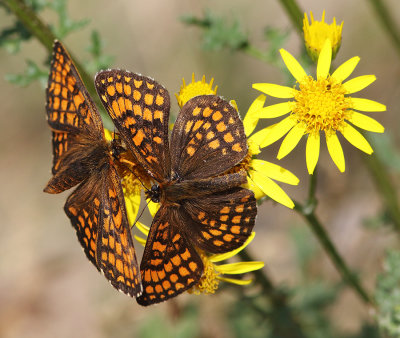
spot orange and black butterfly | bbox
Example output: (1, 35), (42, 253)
(44, 41), (142, 297)
(95, 70), (257, 306)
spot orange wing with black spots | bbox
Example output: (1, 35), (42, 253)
(181, 188), (257, 253)
(136, 207), (203, 306)
(170, 95), (248, 180)
(46, 41), (103, 176)
(64, 164), (142, 297)
(44, 41), (142, 298)
(94, 70), (171, 181)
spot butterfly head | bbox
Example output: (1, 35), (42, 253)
(145, 184), (161, 203)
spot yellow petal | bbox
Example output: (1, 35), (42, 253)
(341, 122), (373, 154)
(317, 39), (332, 80)
(251, 159), (299, 185)
(306, 133), (320, 174)
(342, 75), (376, 94)
(217, 277), (252, 286)
(326, 132), (345, 172)
(331, 56), (360, 83)
(252, 83), (296, 98)
(215, 261), (265, 274)
(209, 232), (256, 263)
(260, 116), (297, 148)
(136, 221), (149, 236)
(125, 193), (141, 227)
(351, 98), (386, 112)
(277, 123), (306, 159)
(147, 199), (160, 217)
(280, 48), (308, 82)
(104, 128), (113, 142)
(245, 175), (266, 200)
(348, 111), (384, 133)
(243, 95), (266, 136)
(134, 235), (146, 246)
(259, 102), (292, 119)
(248, 125), (273, 146)
(250, 170), (295, 209)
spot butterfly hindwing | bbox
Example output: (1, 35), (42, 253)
(170, 95), (248, 180)
(182, 187), (256, 253)
(95, 70), (171, 181)
(64, 164), (142, 297)
(137, 207), (203, 306)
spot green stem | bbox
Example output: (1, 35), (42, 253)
(1, 0), (102, 110)
(239, 248), (306, 338)
(366, 0), (400, 56)
(293, 200), (374, 305)
(277, 0), (303, 34)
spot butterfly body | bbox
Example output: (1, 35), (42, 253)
(95, 71), (257, 305)
(44, 41), (142, 298)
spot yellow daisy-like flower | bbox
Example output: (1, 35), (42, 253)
(242, 95), (299, 208)
(253, 39), (385, 174)
(189, 232), (264, 294)
(175, 73), (218, 107)
(303, 10), (343, 62)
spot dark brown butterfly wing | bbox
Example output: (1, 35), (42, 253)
(137, 206), (203, 306)
(182, 188), (256, 253)
(64, 164), (142, 297)
(94, 70), (171, 182)
(45, 40), (104, 193)
(170, 95), (248, 180)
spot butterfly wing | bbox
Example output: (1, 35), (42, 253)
(64, 164), (142, 297)
(45, 41), (104, 193)
(182, 187), (257, 253)
(170, 95), (248, 180)
(94, 70), (171, 182)
(137, 206), (203, 306)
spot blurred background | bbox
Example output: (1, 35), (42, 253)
(0, 0), (399, 337)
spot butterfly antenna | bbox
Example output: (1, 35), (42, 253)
(132, 197), (153, 229)
(116, 157), (151, 193)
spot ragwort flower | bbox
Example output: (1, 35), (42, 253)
(303, 10), (343, 62)
(253, 39), (385, 174)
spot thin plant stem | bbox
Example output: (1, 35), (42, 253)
(1, 0), (103, 111)
(366, 0), (400, 57)
(239, 248), (306, 338)
(277, 0), (303, 34)
(293, 194), (374, 305)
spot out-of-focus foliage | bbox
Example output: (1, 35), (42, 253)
(376, 250), (400, 337)
(0, 0), (113, 88)
(137, 302), (200, 338)
(181, 11), (248, 51)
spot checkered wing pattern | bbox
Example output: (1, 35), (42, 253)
(64, 164), (142, 297)
(170, 95), (248, 180)
(46, 41), (103, 176)
(182, 187), (256, 253)
(137, 207), (203, 306)
(95, 70), (171, 181)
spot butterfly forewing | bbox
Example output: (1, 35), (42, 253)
(137, 207), (203, 306)
(64, 164), (142, 297)
(170, 95), (248, 180)
(95, 70), (171, 182)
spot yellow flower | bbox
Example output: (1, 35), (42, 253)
(253, 39), (385, 174)
(190, 232), (264, 294)
(242, 95), (299, 208)
(303, 10), (343, 62)
(176, 73), (217, 107)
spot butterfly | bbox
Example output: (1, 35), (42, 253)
(43, 41), (142, 297)
(95, 70), (257, 305)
